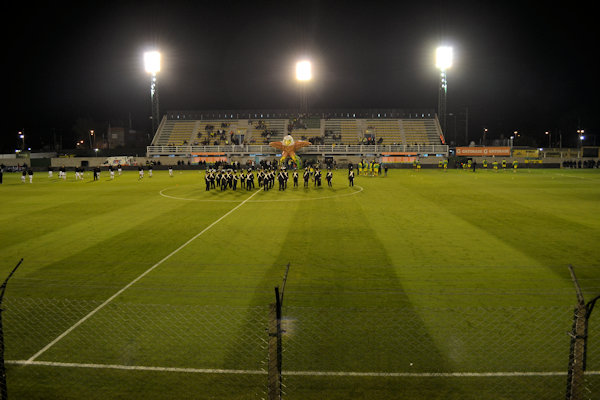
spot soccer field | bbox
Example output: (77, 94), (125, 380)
(0, 167), (598, 399)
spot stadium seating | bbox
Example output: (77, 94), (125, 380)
(401, 119), (443, 146)
(150, 113), (446, 152)
(364, 119), (403, 145)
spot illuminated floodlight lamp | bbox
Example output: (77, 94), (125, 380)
(144, 51), (161, 75)
(436, 46), (453, 71)
(296, 60), (312, 81)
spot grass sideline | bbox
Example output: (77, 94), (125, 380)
(0, 167), (598, 399)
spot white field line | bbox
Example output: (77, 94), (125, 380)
(24, 189), (262, 364)
(7, 360), (600, 378)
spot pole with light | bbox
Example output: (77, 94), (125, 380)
(89, 130), (95, 149)
(18, 132), (25, 152)
(144, 51), (161, 136)
(577, 129), (585, 146)
(436, 46), (453, 139)
(296, 60), (312, 114)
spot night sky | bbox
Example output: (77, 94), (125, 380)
(4, 1), (598, 151)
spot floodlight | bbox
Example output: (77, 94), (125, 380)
(436, 46), (453, 71)
(296, 60), (312, 81)
(144, 51), (161, 74)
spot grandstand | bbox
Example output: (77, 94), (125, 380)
(147, 110), (448, 158)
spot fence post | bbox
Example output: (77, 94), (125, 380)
(566, 265), (600, 400)
(566, 302), (587, 400)
(0, 259), (24, 400)
(268, 264), (289, 400)
(268, 287), (282, 400)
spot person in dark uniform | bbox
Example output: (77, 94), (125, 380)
(348, 166), (354, 187)
(257, 169), (264, 188)
(232, 172), (238, 190)
(278, 169), (286, 191)
(303, 168), (310, 188)
(209, 169), (216, 189)
(270, 169), (275, 189)
(314, 168), (322, 187)
(326, 169), (333, 187)
(246, 169), (254, 190)
(240, 170), (246, 189)
(263, 171), (270, 191)
(227, 170), (234, 189)
(293, 169), (299, 188)
(221, 171), (228, 191)
(205, 171), (211, 191)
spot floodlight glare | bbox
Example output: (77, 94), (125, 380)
(144, 51), (161, 74)
(296, 60), (312, 81)
(436, 46), (453, 71)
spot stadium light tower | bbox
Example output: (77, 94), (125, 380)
(436, 46), (453, 137)
(144, 51), (161, 136)
(296, 60), (312, 114)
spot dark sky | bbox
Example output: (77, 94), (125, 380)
(4, 1), (598, 150)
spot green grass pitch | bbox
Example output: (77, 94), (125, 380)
(0, 167), (598, 399)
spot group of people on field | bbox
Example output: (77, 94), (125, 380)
(357, 159), (386, 176)
(450, 159), (520, 172)
(7, 162), (362, 188)
(204, 165), (340, 192)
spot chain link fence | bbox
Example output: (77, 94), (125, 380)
(0, 295), (597, 399)
(279, 306), (598, 400)
(3, 298), (269, 399)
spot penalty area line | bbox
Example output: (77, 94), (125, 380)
(24, 189), (262, 365)
(7, 360), (598, 378)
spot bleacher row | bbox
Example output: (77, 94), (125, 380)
(152, 116), (445, 147)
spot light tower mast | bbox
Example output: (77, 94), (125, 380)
(144, 51), (161, 136)
(436, 46), (453, 137)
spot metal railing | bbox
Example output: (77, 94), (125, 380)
(146, 144), (449, 157)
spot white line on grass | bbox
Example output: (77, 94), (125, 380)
(24, 189), (262, 364)
(8, 360), (600, 378)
